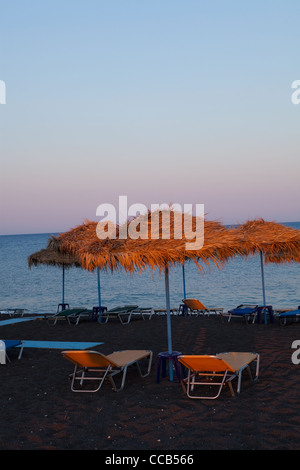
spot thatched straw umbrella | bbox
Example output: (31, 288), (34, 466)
(230, 219), (300, 306)
(57, 210), (248, 379)
(28, 235), (82, 269)
(58, 212), (249, 272)
(28, 236), (82, 310)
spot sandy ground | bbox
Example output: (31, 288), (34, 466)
(0, 313), (299, 452)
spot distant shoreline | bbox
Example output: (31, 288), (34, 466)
(1, 221), (300, 238)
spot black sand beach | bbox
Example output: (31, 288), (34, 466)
(0, 313), (300, 451)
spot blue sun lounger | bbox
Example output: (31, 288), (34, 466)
(225, 304), (275, 324)
(279, 307), (300, 325)
(223, 304), (259, 323)
(0, 340), (24, 363)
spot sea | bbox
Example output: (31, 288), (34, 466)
(0, 222), (299, 314)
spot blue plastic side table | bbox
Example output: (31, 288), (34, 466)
(178, 304), (188, 316)
(156, 351), (184, 383)
(92, 306), (107, 322)
(257, 305), (274, 324)
(57, 303), (70, 312)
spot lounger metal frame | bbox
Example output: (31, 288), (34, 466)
(216, 352), (260, 393)
(178, 355), (236, 400)
(179, 352), (260, 399)
(62, 349), (153, 392)
(181, 367), (236, 399)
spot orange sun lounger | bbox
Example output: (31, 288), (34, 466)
(178, 352), (259, 399)
(182, 299), (223, 316)
(61, 349), (153, 392)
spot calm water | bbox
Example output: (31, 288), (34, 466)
(0, 223), (299, 313)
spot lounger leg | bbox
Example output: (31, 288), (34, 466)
(236, 355), (260, 393)
(185, 370), (235, 399)
(237, 371), (242, 393)
(236, 364), (251, 393)
(70, 364), (112, 392)
(192, 373), (198, 391)
(18, 341), (24, 360)
(100, 315), (109, 323)
(254, 354), (260, 379)
(227, 375), (236, 397)
(135, 352), (153, 377)
(246, 365), (253, 381)
(118, 313), (132, 324)
(180, 376), (187, 394)
(109, 368), (127, 392)
(79, 369), (85, 386)
(110, 353), (153, 391)
(5, 344), (24, 362)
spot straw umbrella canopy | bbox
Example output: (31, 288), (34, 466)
(57, 210), (248, 379)
(28, 236), (82, 308)
(230, 219), (300, 305)
(28, 235), (82, 269)
(57, 212), (249, 277)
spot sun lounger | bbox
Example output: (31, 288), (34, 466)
(0, 340), (24, 363)
(45, 305), (141, 325)
(182, 299), (223, 317)
(44, 308), (89, 325)
(178, 352), (259, 399)
(279, 307), (300, 325)
(130, 308), (155, 320)
(222, 304), (259, 323)
(0, 308), (27, 317)
(67, 307), (109, 325)
(61, 349), (153, 392)
(100, 305), (139, 324)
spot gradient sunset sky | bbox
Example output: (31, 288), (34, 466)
(1, 1), (299, 235)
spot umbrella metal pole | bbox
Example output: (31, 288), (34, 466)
(182, 264), (186, 299)
(260, 250), (266, 308)
(165, 266), (174, 381)
(97, 268), (101, 307)
(62, 264), (65, 305)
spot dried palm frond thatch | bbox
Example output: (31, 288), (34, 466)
(28, 235), (82, 269)
(231, 219), (300, 264)
(228, 218), (300, 306)
(57, 210), (250, 274)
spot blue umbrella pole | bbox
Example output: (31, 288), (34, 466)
(97, 268), (102, 307)
(260, 250), (266, 308)
(62, 264), (65, 304)
(164, 266), (174, 381)
(182, 263), (186, 299)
